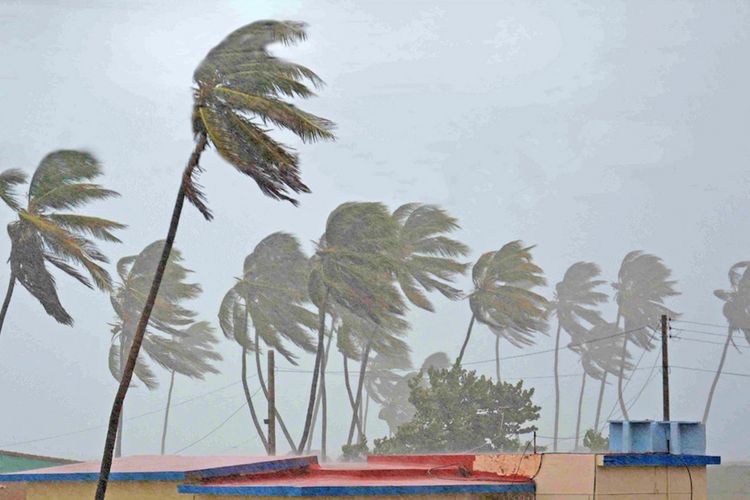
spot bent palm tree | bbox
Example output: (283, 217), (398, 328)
(612, 251), (678, 420)
(391, 203), (469, 311)
(547, 262), (607, 451)
(703, 261), (750, 423)
(97, 21), (334, 497)
(300, 202), (405, 452)
(0, 151), (123, 340)
(219, 232), (316, 452)
(455, 241), (548, 372)
(109, 241), (220, 456)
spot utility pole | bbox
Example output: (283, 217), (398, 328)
(661, 314), (670, 421)
(267, 350), (276, 455)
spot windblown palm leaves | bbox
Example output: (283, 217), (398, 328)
(455, 241), (548, 369)
(109, 241), (220, 455)
(98, 21), (334, 495)
(219, 232), (316, 452)
(0, 151), (123, 336)
(612, 250), (678, 419)
(190, 20), (335, 214)
(703, 261), (750, 423)
(548, 262), (608, 451)
(391, 203), (469, 311)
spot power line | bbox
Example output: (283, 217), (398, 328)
(671, 365), (750, 379)
(671, 336), (749, 350)
(671, 319), (727, 329)
(172, 387), (262, 454)
(671, 327), (730, 339)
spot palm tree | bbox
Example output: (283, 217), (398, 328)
(109, 241), (220, 456)
(455, 241), (548, 372)
(97, 21), (334, 496)
(300, 202), (405, 452)
(612, 251), (678, 420)
(703, 261), (750, 423)
(219, 232), (316, 452)
(547, 262), (607, 451)
(391, 203), (469, 311)
(0, 152), (123, 341)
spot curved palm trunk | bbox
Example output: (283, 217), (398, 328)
(362, 393), (370, 436)
(306, 330), (334, 453)
(96, 134), (208, 500)
(553, 322), (562, 452)
(341, 353), (363, 436)
(253, 333), (299, 453)
(594, 373), (607, 431)
(0, 274), (16, 339)
(616, 337), (630, 420)
(298, 295), (327, 451)
(242, 347), (269, 451)
(346, 342), (371, 446)
(115, 338), (125, 458)
(454, 313), (476, 367)
(160, 371), (176, 455)
(320, 338), (328, 460)
(702, 327), (733, 424)
(574, 372), (586, 450)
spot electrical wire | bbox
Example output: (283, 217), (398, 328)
(671, 336), (748, 349)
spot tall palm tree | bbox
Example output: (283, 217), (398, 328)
(703, 261), (750, 423)
(547, 262), (607, 451)
(455, 241), (548, 371)
(612, 251), (678, 420)
(391, 203), (469, 311)
(300, 202), (405, 452)
(0, 151), (123, 341)
(97, 21), (334, 496)
(109, 241), (220, 456)
(219, 232), (316, 452)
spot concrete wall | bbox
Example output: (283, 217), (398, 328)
(24, 481), (183, 500)
(707, 463), (750, 499)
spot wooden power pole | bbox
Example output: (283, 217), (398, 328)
(661, 314), (670, 421)
(267, 350), (276, 455)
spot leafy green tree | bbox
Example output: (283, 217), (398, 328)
(612, 251), (678, 419)
(391, 203), (469, 311)
(583, 429), (609, 452)
(219, 232), (316, 452)
(109, 241), (220, 456)
(301, 202), (406, 453)
(97, 21), (334, 496)
(547, 262), (607, 451)
(0, 152), (123, 340)
(455, 241), (548, 377)
(373, 366), (540, 454)
(703, 261), (750, 423)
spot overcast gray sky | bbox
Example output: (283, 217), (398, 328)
(1, 0), (749, 462)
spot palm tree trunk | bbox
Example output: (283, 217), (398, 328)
(616, 337), (630, 420)
(346, 342), (371, 446)
(242, 347), (269, 452)
(702, 327), (733, 424)
(574, 372), (586, 450)
(454, 313), (476, 367)
(306, 331), (335, 452)
(495, 335), (501, 382)
(320, 337), (327, 460)
(594, 373), (607, 431)
(160, 371), (176, 455)
(0, 274), (16, 339)
(340, 353), (364, 439)
(363, 393), (369, 436)
(96, 133), (208, 500)
(115, 338), (125, 458)
(298, 294), (328, 451)
(253, 333), (299, 453)
(553, 322), (562, 452)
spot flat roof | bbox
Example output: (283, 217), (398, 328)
(0, 455), (317, 482)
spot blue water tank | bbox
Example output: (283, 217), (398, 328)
(608, 420), (706, 455)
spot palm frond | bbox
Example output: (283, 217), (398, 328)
(0, 168), (27, 211)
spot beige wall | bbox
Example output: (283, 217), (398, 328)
(25, 481), (183, 500)
(192, 494), (533, 500)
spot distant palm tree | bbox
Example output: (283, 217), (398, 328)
(612, 251), (678, 419)
(97, 21), (334, 496)
(219, 232), (316, 452)
(0, 151), (123, 340)
(703, 261), (750, 423)
(109, 241), (220, 456)
(455, 241), (548, 374)
(547, 262), (607, 451)
(391, 203), (469, 311)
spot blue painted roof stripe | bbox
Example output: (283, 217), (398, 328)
(602, 454), (721, 467)
(177, 483), (536, 496)
(0, 456), (318, 483)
